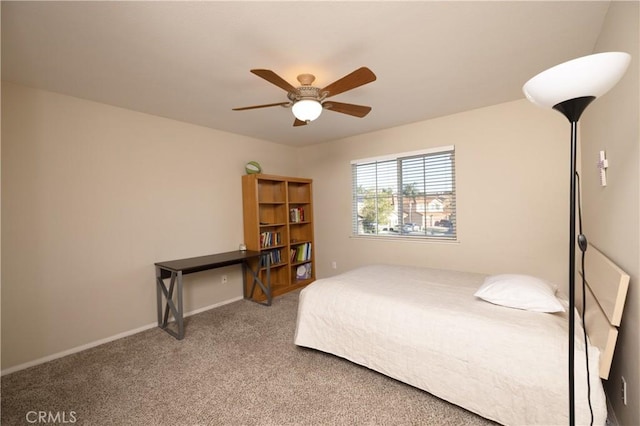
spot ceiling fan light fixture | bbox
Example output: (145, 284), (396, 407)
(292, 99), (322, 122)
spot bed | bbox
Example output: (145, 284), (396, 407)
(294, 243), (629, 425)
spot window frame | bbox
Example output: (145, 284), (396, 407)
(351, 145), (457, 242)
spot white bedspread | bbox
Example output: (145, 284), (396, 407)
(294, 264), (606, 425)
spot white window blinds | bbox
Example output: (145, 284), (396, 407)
(351, 146), (456, 240)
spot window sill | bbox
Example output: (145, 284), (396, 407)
(349, 234), (460, 244)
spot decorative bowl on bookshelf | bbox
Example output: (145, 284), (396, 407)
(245, 161), (262, 174)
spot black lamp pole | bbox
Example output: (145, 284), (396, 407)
(524, 51), (630, 426)
(552, 95), (595, 426)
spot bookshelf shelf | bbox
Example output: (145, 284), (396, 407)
(242, 174), (315, 302)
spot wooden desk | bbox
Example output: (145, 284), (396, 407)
(155, 250), (270, 339)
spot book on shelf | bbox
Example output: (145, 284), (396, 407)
(260, 231), (281, 248)
(290, 242), (312, 263)
(289, 207), (305, 223)
(261, 249), (281, 266)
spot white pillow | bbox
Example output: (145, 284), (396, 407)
(474, 274), (565, 313)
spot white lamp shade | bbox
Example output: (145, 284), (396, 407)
(292, 99), (322, 122)
(523, 52), (631, 108)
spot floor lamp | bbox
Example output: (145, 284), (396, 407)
(523, 52), (630, 425)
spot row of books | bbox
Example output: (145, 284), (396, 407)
(290, 242), (312, 263)
(289, 207), (306, 223)
(261, 249), (282, 266)
(260, 231), (282, 248)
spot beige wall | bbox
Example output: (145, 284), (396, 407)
(1, 82), (298, 370)
(581, 2), (639, 425)
(2, 83), (573, 374)
(300, 99), (570, 286)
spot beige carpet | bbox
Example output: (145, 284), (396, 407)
(2, 290), (496, 425)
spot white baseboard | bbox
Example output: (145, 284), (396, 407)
(1, 296), (244, 376)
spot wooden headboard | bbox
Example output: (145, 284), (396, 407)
(577, 243), (630, 379)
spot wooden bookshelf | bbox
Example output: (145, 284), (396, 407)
(241, 174), (315, 302)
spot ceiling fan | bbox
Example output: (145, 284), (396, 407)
(232, 67), (377, 126)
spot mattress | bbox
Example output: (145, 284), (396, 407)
(294, 264), (606, 426)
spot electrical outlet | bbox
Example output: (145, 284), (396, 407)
(221, 275), (228, 284)
(331, 261), (337, 269)
(621, 376), (627, 405)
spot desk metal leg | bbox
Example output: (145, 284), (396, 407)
(155, 266), (163, 326)
(246, 255), (272, 306)
(265, 258), (271, 305)
(242, 262), (248, 299)
(156, 269), (185, 340)
(176, 271), (184, 338)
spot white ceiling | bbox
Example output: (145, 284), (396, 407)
(2, 1), (611, 146)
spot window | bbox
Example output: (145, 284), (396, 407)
(351, 146), (456, 240)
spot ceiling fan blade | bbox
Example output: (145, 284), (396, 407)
(250, 69), (298, 94)
(324, 101), (372, 118)
(293, 118), (308, 127)
(232, 102), (290, 111)
(320, 67), (377, 98)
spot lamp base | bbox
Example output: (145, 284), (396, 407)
(553, 96), (596, 123)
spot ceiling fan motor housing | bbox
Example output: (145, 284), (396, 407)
(288, 86), (323, 102)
